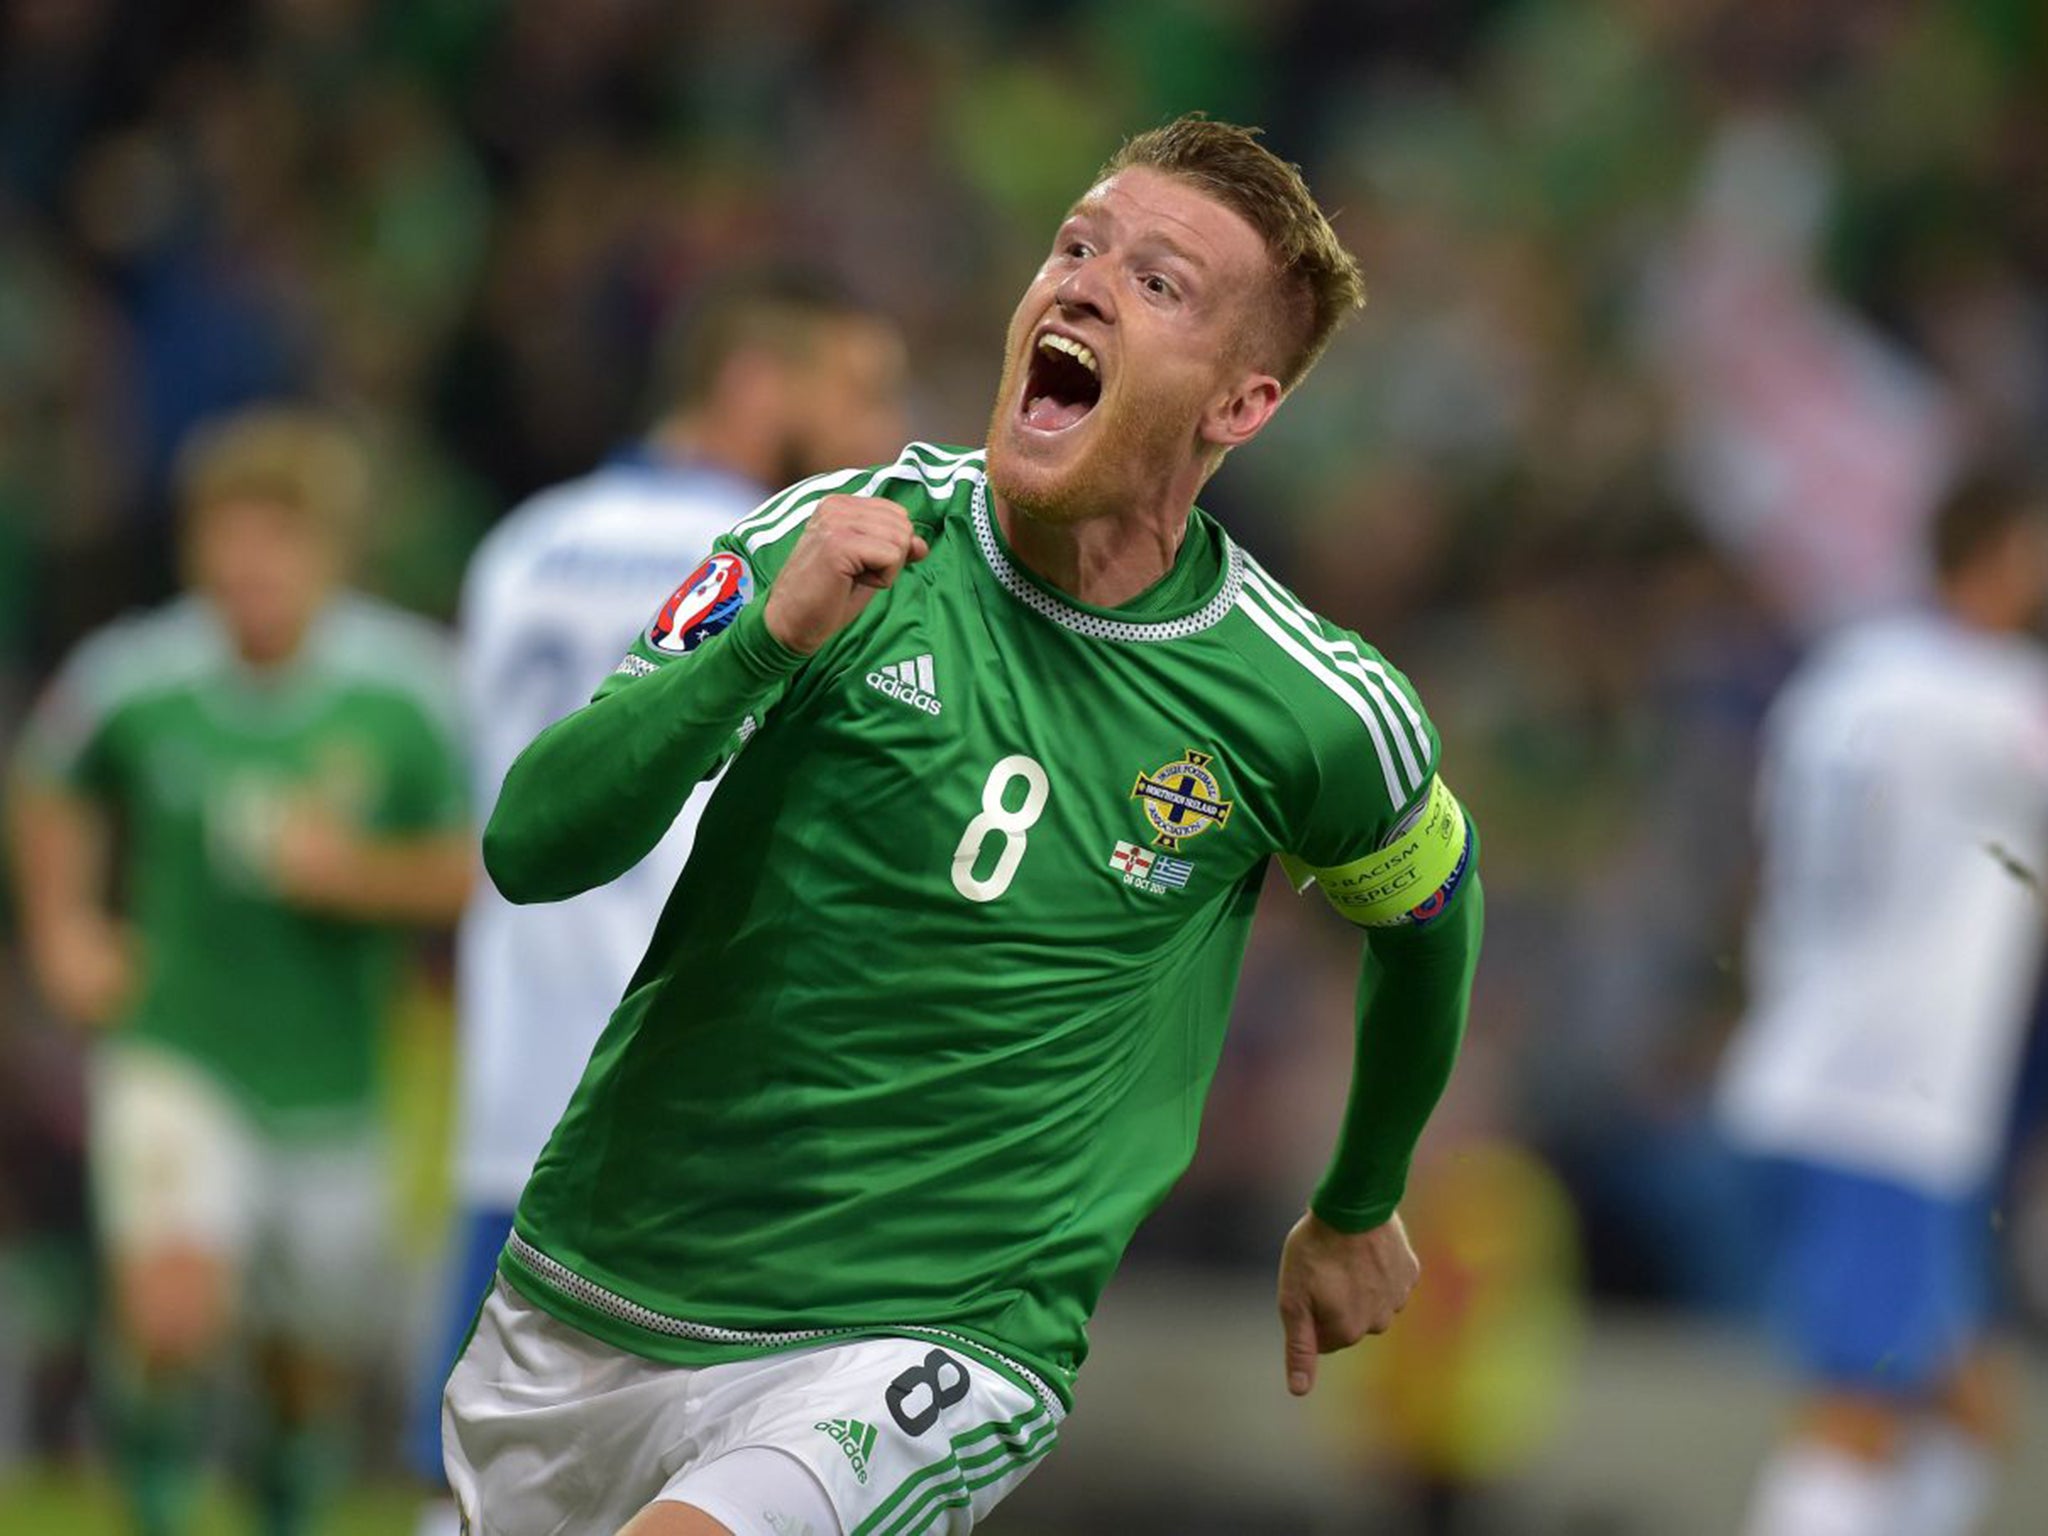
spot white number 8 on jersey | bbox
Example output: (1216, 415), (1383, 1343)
(951, 755), (1050, 903)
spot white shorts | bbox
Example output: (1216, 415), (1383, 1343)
(89, 1040), (388, 1353)
(444, 1277), (1062, 1536)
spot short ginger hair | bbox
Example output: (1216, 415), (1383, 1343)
(1098, 114), (1365, 392)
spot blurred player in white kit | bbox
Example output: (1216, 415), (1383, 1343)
(413, 272), (906, 1536)
(1719, 475), (2048, 1536)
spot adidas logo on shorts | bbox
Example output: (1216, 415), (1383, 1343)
(813, 1417), (878, 1484)
(865, 654), (942, 716)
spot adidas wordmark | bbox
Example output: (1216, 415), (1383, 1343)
(865, 653), (942, 716)
(813, 1417), (878, 1484)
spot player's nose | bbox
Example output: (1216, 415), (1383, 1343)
(1053, 259), (1112, 327)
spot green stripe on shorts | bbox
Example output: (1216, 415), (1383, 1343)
(852, 1403), (1057, 1536)
(881, 1427), (1060, 1536)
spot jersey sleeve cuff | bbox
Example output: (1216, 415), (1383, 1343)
(1308, 1191), (1403, 1234)
(721, 598), (808, 681)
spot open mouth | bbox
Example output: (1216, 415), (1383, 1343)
(1021, 331), (1102, 433)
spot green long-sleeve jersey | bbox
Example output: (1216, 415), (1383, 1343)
(488, 442), (1481, 1408)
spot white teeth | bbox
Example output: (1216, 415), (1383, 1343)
(1037, 333), (1098, 377)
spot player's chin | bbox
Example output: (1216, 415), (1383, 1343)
(988, 446), (1096, 526)
(991, 417), (1097, 502)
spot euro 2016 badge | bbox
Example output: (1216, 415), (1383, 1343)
(1131, 748), (1233, 851)
(647, 553), (752, 654)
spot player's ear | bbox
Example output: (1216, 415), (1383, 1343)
(1200, 370), (1283, 453)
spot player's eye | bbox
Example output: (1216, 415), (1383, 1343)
(1140, 272), (1178, 301)
(1063, 240), (1092, 261)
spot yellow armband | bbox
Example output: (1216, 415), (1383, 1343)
(1281, 775), (1472, 928)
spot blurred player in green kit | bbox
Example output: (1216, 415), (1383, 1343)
(10, 407), (473, 1535)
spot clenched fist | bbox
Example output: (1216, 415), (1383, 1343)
(761, 495), (929, 656)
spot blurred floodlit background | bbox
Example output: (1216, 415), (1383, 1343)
(3, 1), (2048, 1532)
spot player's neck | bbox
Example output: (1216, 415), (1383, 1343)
(995, 495), (1191, 609)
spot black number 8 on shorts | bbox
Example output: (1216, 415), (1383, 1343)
(885, 1348), (971, 1437)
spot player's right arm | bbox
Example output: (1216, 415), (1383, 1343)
(9, 785), (133, 1027)
(9, 634), (136, 1028)
(482, 493), (926, 904)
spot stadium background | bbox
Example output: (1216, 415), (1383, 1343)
(2, 0), (2047, 1530)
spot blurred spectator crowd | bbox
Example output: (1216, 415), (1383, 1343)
(5, 0), (2048, 1481)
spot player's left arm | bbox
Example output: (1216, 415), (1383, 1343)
(273, 660), (476, 926)
(1274, 702), (1483, 1396)
(271, 813), (475, 924)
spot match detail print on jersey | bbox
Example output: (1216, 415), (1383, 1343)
(1108, 840), (1194, 895)
(646, 552), (753, 655)
(1283, 775), (1472, 927)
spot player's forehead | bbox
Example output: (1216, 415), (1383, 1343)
(190, 494), (335, 546)
(1061, 167), (1272, 279)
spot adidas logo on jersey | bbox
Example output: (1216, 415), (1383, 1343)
(865, 654), (942, 716)
(813, 1417), (878, 1484)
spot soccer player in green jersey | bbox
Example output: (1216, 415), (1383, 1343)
(450, 116), (1483, 1536)
(10, 408), (473, 1536)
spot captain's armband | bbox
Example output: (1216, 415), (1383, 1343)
(1280, 775), (1473, 928)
